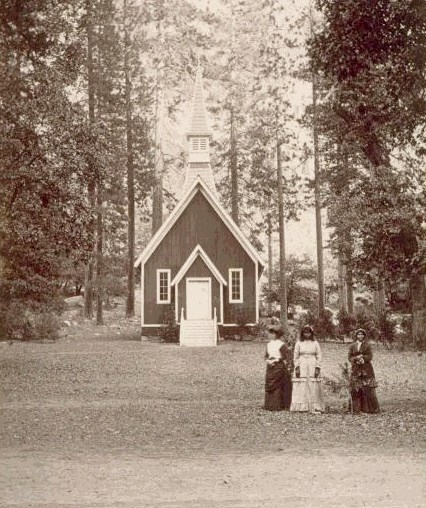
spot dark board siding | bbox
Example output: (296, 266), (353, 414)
(144, 189), (256, 324)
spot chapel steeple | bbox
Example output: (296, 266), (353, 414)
(182, 65), (216, 195)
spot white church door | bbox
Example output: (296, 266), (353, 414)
(186, 278), (211, 320)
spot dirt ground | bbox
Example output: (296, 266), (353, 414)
(0, 304), (425, 507)
(1, 448), (424, 507)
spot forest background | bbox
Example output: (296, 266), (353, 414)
(0, 0), (425, 347)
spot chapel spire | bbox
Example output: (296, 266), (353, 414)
(182, 65), (217, 195)
(188, 64), (210, 136)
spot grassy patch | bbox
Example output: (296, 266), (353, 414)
(0, 338), (425, 456)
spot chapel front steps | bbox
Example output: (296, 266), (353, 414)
(179, 318), (217, 347)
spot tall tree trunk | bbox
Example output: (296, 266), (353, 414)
(402, 230), (426, 348)
(370, 161), (425, 347)
(312, 70), (325, 316)
(124, 0), (135, 317)
(84, 0), (96, 319)
(373, 274), (385, 316)
(230, 107), (239, 225)
(96, 183), (103, 325)
(337, 254), (348, 312)
(341, 148), (354, 315)
(344, 230), (354, 315)
(374, 288), (386, 315)
(267, 212), (273, 317)
(152, 74), (163, 234)
(229, 3), (239, 226)
(94, 5), (104, 326)
(346, 262), (354, 315)
(411, 255), (426, 349)
(410, 270), (426, 349)
(151, 18), (163, 235)
(84, 182), (95, 319)
(337, 226), (353, 314)
(276, 141), (288, 328)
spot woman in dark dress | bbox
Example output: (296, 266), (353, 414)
(348, 328), (380, 413)
(263, 324), (293, 411)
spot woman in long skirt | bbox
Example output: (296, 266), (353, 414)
(348, 328), (380, 413)
(290, 325), (325, 413)
(263, 324), (292, 411)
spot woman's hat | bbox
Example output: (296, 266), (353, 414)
(355, 328), (367, 338)
(268, 324), (285, 337)
(300, 325), (315, 339)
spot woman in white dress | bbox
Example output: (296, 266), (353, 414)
(290, 325), (325, 413)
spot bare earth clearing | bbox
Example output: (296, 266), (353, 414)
(0, 302), (425, 507)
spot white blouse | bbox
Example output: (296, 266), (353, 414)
(266, 339), (284, 365)
(293, 340), (322, 368)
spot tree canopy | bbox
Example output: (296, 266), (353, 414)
(309, 0), (426, 345)
(1, 0), (424, 344)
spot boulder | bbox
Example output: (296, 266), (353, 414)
(64, 295), (84, 308)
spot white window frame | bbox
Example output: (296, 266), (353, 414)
(157, 269), (171, 304)
(228, 268), (243, 303)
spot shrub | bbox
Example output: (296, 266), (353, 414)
(0, 302), (61, 341)
(388, 314), (415, 351)
(232, 306), (253, 338)
(159, 309), (179, 343)
(244, 323), (264, 340)
(322, 362), (352, 412)
(301, 310), (316, 328)
(32, 312), (61, 341)
(0, 302), (32, 340)
(316, 309), (336, 340)
(271, 309), (280, 319)
(323, 362), (350, 395)
(354, 307), (378, 340)
(336, 309), (356, 338)
(234, 306), (251, 327)
(376, 311), (396, 345)
(400, 314), (413, 338)
(352, 308), (398, 345)
(301, 309), (336, 341)
(103, 273), (127, 309)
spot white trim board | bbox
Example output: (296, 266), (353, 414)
(141, 264), (145, 325)
(221, 323), (257, 327)
(171, 244), (227, 287)
(255, 261), (259, 323)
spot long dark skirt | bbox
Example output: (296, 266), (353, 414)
(264, 362), (292, 411)
(350, 386), (380, 414)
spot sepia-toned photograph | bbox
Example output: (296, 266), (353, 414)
(0, 0), (425, 506)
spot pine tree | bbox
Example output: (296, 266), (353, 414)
(249, 0), (303, 327)
(124, 0), (135, 317)
(310, 0), (426, 346)
(0, 0), (93, 333)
